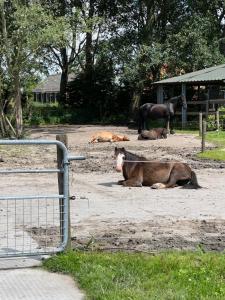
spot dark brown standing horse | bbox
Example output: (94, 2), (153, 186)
(114, 147), (201, 189)
(138, 95), (187, 134)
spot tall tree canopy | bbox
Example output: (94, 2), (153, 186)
(0, 0), (68, 137)
(0, 0), (225, 134)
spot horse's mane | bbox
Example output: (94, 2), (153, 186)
(166, 95), (181, 104)
(124, 150), (147, 161)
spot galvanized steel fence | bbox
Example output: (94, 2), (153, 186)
(0, 139), (84, 258)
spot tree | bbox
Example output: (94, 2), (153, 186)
(0, 0), (68, 137)
(39, 0), (87, 106)
(165, 15), (225, 73)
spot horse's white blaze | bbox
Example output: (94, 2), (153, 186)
(115, 153), (125, 172)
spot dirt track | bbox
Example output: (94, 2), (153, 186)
(1, 125), (225, 252)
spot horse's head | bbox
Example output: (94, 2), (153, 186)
(161, 128), (168, 138)
(114, 147), (126, 172)
(169, 94), (187, 110)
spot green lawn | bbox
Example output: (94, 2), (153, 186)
(205, 131), (225, 147)
(197, 131), (225, 161)
(176, 129), (199, 135)
(176, 129), (225, 161)
(44, 251), (225, 300)
(198, 149), (225, 161)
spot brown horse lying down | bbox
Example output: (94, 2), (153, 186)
(90, 131), (129, 143)
(114, 147), (201, 189)
(138, 128), (168, 140)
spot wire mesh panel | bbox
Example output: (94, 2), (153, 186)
(0, 140), (71, 258)
(0, 196), (65, 257)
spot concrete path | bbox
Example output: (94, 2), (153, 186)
(0, 267), (85, 300)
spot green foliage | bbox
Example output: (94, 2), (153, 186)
(208, 107), (225, 130)
(2, 0), (225, 127)
(121, 43), (166, 89)
(12, 5), (68, 50)
(44, 251), (225, 300)
(24, 103), (77, 125)
(67, 53), (131, 123)
(1, 2), (69, 76)
(24, 102), (128, 125)
(166, 15), (225, 73)
(0, 0), (70, 136)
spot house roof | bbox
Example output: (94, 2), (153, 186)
(33, 74), (75, 93)
(154, 64), (225, 85)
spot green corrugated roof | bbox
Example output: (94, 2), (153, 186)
(154, 64), (225, 84)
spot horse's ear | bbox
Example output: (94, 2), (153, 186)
(122, 147), (125, 151)
(115, 147), (117, 151)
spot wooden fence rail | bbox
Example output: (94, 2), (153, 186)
(181, 98), (225, 128)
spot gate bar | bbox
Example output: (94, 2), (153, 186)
(0, 168), (62, 174)
(0, 195), (64, 200)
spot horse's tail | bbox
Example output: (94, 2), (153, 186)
(190, 170), (202, 189)
(138, 107), (142, 134)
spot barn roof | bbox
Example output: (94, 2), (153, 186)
(33, 74), (75, 93)
(154, 64), (225, 85)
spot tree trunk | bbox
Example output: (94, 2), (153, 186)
(85, 31), (93, 76)
(83, 0), (95, 108)
(132, 91), (141, 112)
(130, 90), (141, 123)
(85, 0), (94, 80)
(14, 75), (23, 138)
(60, 48), (69, 106)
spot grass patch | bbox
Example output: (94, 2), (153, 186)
(44, 251), (225, 300)
(205, 131), (225, 147)
(176, 129), (199, 135)
(197, 130), (225, 161)
(198, 149), (225, 161)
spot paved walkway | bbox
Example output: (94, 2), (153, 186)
(0, 259), (84, 300)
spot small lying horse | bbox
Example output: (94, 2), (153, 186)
(114, 147), (201, 189)
(138, 128), (168, 140)
(90, 131), (129, 143)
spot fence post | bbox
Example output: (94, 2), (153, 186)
(201, 119), (206, 152)
(205, 100), (209, 120)
(199, 112), (202, 136)
(56, 134), (71, 249)
(216, 110), (220, 131)
(182, 106), (187, 129)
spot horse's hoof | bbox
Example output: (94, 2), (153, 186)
(118, 180), (124, 185)
(151, 183), (166, 189)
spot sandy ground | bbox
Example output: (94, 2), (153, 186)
(1, 125), (225, 252)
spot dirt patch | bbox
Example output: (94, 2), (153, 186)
(26, 226), (61, 248)
(72, 218), (225, 252)
(2, 125), (225, 252)
(28, 218), (225, 252)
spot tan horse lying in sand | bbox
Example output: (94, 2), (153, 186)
(90, 131), (129, 143)
(114, 147), (201, 189)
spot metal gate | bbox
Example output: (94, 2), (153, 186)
(0, 139), (84, 258)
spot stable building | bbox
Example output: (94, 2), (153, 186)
(154, 64), (225, 127)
